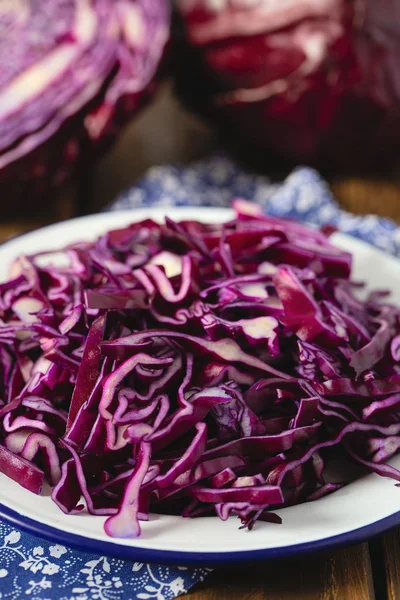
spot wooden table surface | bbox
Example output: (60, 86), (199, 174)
(3, 84), (400, 600)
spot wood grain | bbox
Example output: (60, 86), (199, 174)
(380, 530), (400, 600)
(187, 545), (375, 600)
(331, 178), (400, 222)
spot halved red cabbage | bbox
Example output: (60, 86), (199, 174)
(0, 0), (169, 213)
(174, 0), (400, 169)
(1, 201), (400, 538)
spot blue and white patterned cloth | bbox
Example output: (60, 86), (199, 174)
(2, 153), (400, 599)
(111, 154), (400, 256)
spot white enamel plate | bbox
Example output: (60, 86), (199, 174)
(1, 207), (400, 564)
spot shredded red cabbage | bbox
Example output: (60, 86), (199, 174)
(1, 200), (400, 538)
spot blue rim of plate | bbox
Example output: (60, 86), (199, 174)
(1, 500), (400, 565)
